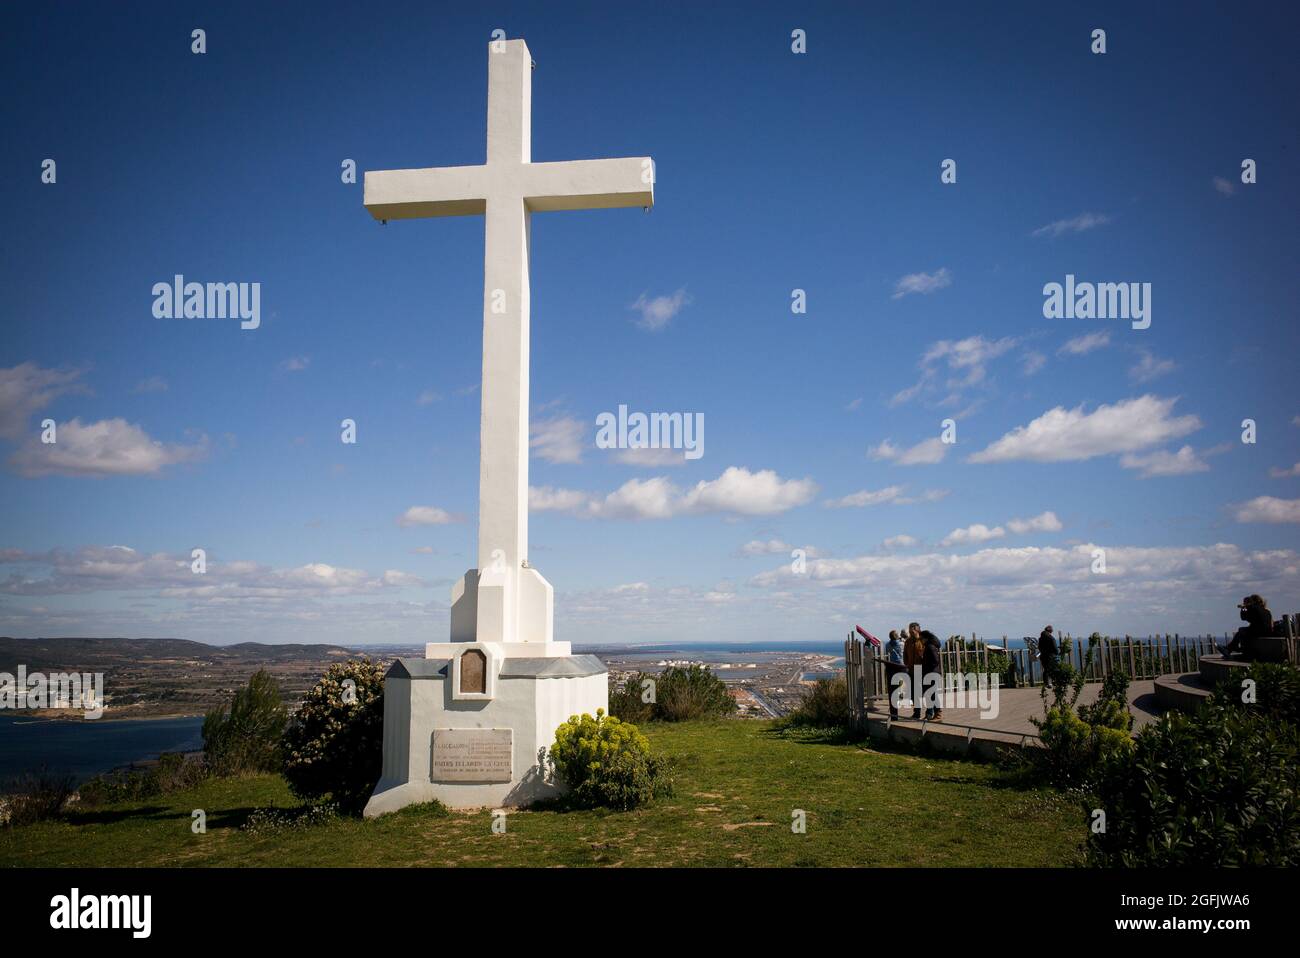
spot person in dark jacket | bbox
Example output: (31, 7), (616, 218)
(903, 622), (925, 719)
(1220, 594), (1275, 658)
(921, 630), (944, 721)
(1038, 625), (1059, 688)
(884, 630), (905, 719)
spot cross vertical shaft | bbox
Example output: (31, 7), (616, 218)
(477, 42), (533, 643)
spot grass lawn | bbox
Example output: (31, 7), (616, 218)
(1, 720), (1083, 867)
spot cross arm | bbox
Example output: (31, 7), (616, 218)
(364, 165), (489, 220)
(520, 157), (654, 212)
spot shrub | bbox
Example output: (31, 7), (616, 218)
(281, 658), (385, 814)
(203, 669), (288, 776)
(1079, 669), (1133, 731)
(1086, 703), (1300, 866)
(1210, 661), (1300, 725)
(783, 676), (849, 729)
(652, 665), (737, 721)
(78, 752), (208, 807)
(1030, 635), (1132, 788)
(1, 768), (76, 826)
(608, 672), (657, 724)
(548, 709), (673, 810)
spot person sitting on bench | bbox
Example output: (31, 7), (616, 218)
(1219, 594), (1275, 658)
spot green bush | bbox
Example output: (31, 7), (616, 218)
(281, 659), (386, 814)
(651, 665), (738, 722)
(1079, 669), (1133, 731)
(783, 676), (849, 728)
(1086, 704), (1300, 866)
(203, 669), (288, 776)
(1211, 661), (1300, 725)
(609, 665), (737, 723)
(608, 672), (657, 724)
(78, 752), (207, 807)
(548, 709), (673, 810)
(1030, 635), (1132, 788)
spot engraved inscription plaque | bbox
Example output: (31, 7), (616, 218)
(431, 728), (513, 783)
(460, 649), (487, 694)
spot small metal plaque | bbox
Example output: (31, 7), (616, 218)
(431, 728), (513, 783)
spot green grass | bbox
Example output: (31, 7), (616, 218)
(2, 721), (1082, 867)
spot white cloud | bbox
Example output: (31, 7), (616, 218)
(941, 524), (1005, 547)
(630, 288), (691, 332)
(845, 397), (863, 411)
(1006, 511), (1064, 534)
(416, 389), (441, 406)
(1021, 351), (1047, 376)
(397, 505), (462, 527)
(280, 356), (310, 372)
(942, 511), (1062, 546)
(1213, 176), (1237, 196)
(969, 395), (1202, 464)
(381, 569), (424, 587)
(611, 446), (687, 467)
(1032, 212), (1111, 238)
(824, 485), (948, 508)
(0, 362), (88, 440)
(739, 538), (790, 557)
(1235, 496), (1300, 524)
(1269, 463), (1300, 479)
(749, 542), (1300, 632)
(1120, 445), (1210, 478)
(680, 467), (818, 516)
(1058, 331), (1111, 356)
(891, 335), (1018, 408)
(530, 415), (585, 465)
(881, 534), (918, 550)
(1129, 350), (1176, 383)
(529, 467), (817, 520)
(892, 268), (951, 299)
(825, 485), (906, 508)
(869, 437), (948, 466)
(8, 418), (207, 478)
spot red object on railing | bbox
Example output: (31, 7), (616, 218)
(855, 625), (881, 648)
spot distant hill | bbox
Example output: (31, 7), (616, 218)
(0, 637), (356, 672)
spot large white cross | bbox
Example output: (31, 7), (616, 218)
(365, 39), (654, 648)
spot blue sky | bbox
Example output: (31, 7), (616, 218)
(2, 1), (1298, 646)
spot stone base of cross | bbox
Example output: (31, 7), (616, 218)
(361, 38), (652, 815)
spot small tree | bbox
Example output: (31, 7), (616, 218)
(653, 665), (738, 721)
(281, 659), (385, 814)
(608, 671), (657, 724)
(203, 669), (287, 776)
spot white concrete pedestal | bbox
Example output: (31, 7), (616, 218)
(363, 645), (607, 816)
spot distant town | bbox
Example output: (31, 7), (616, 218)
(0, 638), (842, 721)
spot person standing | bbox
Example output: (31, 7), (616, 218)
(885, 630), (905, 719)
(1038, 625), (1059, 688)
(921, 630), (944, 721)
(904, 622), (925, 719)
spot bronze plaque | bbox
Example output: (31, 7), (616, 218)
(460, 649), (487, 694)
(431, 728), (513, 782)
